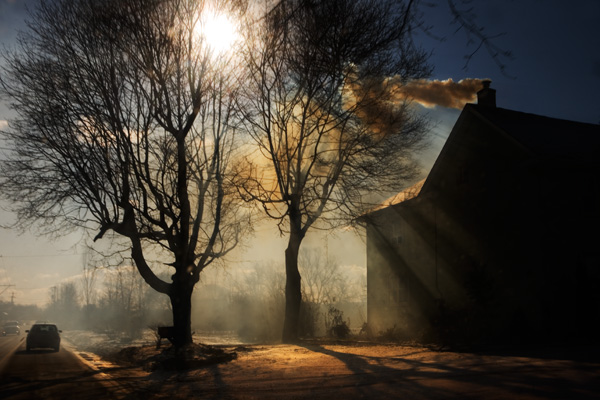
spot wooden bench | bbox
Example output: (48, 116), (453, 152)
(157, 326), (175, 347)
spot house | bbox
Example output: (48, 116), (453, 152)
(363, 82), (600, 344)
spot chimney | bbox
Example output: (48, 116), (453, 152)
(477, 80), (496, 107)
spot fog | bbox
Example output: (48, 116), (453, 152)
(1, 225), (367, 345)
(191, 245), (367, 342)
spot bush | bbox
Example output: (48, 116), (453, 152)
(325, 305), (350, 339)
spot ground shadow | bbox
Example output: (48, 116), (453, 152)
(0, 365), (133, 399)
(15, 349), (58, 355)
(300, 342), (600, 399)
(463, 344), (600, 363)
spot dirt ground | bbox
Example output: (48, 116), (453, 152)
(64, 332), (600, 399)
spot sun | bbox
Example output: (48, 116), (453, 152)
(200, 11), (239, 55)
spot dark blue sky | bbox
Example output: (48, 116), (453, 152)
(417, 0), (600, 125)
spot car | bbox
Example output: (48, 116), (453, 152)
(2, 323), (20, 336)
(25, 323), (62, 351)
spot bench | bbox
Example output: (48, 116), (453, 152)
(157, 326), (175, 347)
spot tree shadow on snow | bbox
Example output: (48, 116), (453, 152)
(299, 343), (600, 399)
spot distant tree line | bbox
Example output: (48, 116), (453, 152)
(41, 266), (170, 338)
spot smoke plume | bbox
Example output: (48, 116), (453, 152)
(393, 78), (489, 109)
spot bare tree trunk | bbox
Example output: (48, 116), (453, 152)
(282, 220), (304, 343)
(169, 277), (194, 347)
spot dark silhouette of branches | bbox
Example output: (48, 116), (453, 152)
(446, 0), (514, 76)
(0, 0), (249, 346)
(237, 0), (431, 342)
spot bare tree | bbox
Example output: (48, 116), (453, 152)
(47, 282), (81, 328)
(80, 251), (98, 309)
(0, 0), (249, 346)
(299, 248), (344, 305)
(237, 0), (431, 341)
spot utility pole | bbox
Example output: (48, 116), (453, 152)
(10, 292), (15, 305)
(0, 284), (15, 297)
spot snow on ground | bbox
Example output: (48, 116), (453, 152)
(63, 329), (244, 358)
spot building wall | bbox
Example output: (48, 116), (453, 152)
(366, 203), (438, 337)
(366, 110), (600, 344)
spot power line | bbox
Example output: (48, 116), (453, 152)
(0, 284), (15, 296)
(0, 253), (80, 258)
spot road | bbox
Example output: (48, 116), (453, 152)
(0, 332), (118, 400)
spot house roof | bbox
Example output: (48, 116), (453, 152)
(470, 104), (600, 159)
(367, 178), (425, 214)
(366, 103), (600, 216)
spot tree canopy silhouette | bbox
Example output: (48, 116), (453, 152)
(237, 0), (431, 342)
(0, 0), (248, 346)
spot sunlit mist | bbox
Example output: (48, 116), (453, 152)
(199, 11), (239, 55)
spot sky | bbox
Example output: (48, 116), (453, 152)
(0, 0), (599, 307)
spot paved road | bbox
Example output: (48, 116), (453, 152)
(0, 333), (118, 400)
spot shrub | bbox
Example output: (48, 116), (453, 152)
(325, 305), (350, 339)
